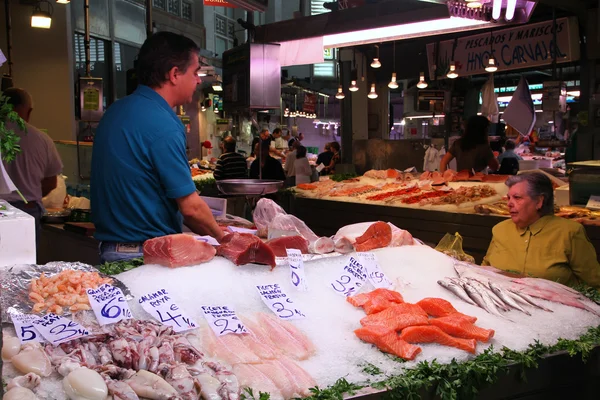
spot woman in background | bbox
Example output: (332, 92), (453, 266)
(440, 115), (499, 173)
(323, 141), (341, 175)
(250, 139), (286, 181)
(294, 146), (312, 185)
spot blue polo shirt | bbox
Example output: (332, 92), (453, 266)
(91, 85), (196, 243)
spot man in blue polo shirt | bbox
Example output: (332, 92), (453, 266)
(91, 31), (224, 263)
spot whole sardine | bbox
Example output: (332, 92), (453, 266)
(488, 282), (531, 316)
(507, 289), (554, 312)
(463, 282), (506, 319)
(437, 279), (476, 305)
(466, 278), (510, 312)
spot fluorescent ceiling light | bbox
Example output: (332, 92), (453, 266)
(212, 83), (223, 91)
(407, 114), (445, 119)
(497, 93), (542, 102)
(492, 0), (502, 20)
(31, 13), (52, 29)
(567, 90), (580, 97)
(323, 17), (491, 48)
(506, 0), (517, 21)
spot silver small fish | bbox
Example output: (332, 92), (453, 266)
(488, 281), (531, 316)
(466, 278), (510, 312)
(507, 289), (554, 312)
(437, 279), (476, 305)
(463, 282), (506, 319)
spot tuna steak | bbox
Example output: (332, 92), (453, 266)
(143, 234), (216, 268)
(217, 233), (276, 269)
(266, 236), (309, 258)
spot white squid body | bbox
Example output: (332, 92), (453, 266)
(2, 336), (21, 361)
(4, 387), (39, 400)
(63, 367), (109, 400)
(125, 370), (179, 399)
(11, 344), (53, 377)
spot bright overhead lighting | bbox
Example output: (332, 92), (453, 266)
(467, 1), (482, 8)
(497, 93), (543, 102)
(417, 72), (428, 89)
(492, 0), (502, 20)
(370, 58), (381, 68)
(506, 0), (517, 21)
(567, 90), (580, 97)
(56, 0), (70, 3)
(388, 72), (399, 89)
(212, 83), (223, 91)
(323, 17), (491, 48)
(485, 57), (498, 72)
(198, 71), (208, 77)
(407, 114), (445, 120)
(335, 86), (345, 100)
(31, 13), (51, 28)
(214, 107), (219, 114)
(368, 84), (378, 99)
(349, 80), (359, 92)
(447, 62), (458, 79)
(201, 105), (206, 112)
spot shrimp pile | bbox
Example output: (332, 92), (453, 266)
(28, 270), (113, 315)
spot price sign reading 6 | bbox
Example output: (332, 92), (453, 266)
(287, 249), (308, 291)
(87, 284), (133, 326)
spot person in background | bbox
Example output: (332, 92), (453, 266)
(214, 136), (247, 180)
(250, 139), (286, 181)
(316, 142), (333, 173)
(497, 140), (522, 164)
(440, 115), (499, 173)
(288, 132), (305, 149)
(284, 140), (299, 187)
(91, 31), (224, 263)
(294, 146), (312, 185)
(270, 128), (287, 156)
(0, 88), (63, 249)
(323, 141), (341, 175)
(483, 173), (600, 288)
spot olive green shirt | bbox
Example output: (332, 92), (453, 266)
(483, 215), (600, 288)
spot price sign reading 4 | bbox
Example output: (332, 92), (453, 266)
(329, 256), (367, 297)
(286, 249), (308, 291)
(87, 284), (133, 326)
(357, 252), (393, 289)
(32, 314), (89, 345)
(256, 284), (306, 320)
(9, 312), (45, 344)
(201, 305), (248, 336)
(138, 289), (197, 333)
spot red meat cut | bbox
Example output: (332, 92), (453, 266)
(266, 236), (309, 257)
(217, 233), (276, 269)
(143, 234), (216, 268)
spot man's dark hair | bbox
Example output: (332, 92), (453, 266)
(460, 115), (490, 151)
(223, 137), (237, 153)
(3, 87), (32, 109)
(137, 32), (200, 88)
(296, 146), (307, 158)
(330, 141), (341, 152)
(505, 140), (516, 150)
(273, 128), (282, 135)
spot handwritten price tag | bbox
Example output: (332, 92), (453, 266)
(287, 249), (308, 291)
(87, 284), (133, 326)
(358, 252), (393, 289)
(256, 284), (306, 320)
(32, 314), (89, 345)
(194, 235), (220, 246)
(329, 256), (367, 297)
(9, 311), (45, 344)
(138, 289), (197, 333)
(201, 305), (247, 336)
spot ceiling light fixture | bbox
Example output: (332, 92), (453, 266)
(416, 72), (428, 89)
(31, 1), (53, 29)
(201, 105), (206, 112)
(492, 0), (502, 20)
(214, 107), (219, 114)
(335, 86), (345, 100)
(349, 80), (359, 92)
(368, 84), (378, 99)
(388, 41), (398, 89)
(485, 57), (498, 72)
(370, 45), (381, 68)
(505, 0), (517, 21)
(447, 62), (458, 79)
(212, 83), (223, 91)
(467, 1), (482, 8)
(56, 0), (70, 4)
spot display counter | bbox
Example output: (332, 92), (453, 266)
(39, 223), (99, 265)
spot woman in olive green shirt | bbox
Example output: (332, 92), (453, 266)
(483, 173), (600, 288)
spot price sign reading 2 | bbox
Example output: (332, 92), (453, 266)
(330, 256), (368, 297)
(286, 249), (308, 291)
(256, 284), (306, 320)
(201, 305), (248, 336)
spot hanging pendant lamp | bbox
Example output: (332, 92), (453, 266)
(388, 41), (398, 89)
(447, 62), (458, 79)
(416, 72), (428, 89)
(368, 84), (378, 99)
(335, 86), (345, 100)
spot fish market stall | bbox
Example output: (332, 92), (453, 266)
(2, 208), (600, 399)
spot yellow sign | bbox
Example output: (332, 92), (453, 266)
(83, 87), (100, 111)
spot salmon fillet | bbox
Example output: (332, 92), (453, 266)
(360, 309), (429, 331)
(399, 325), (477, 353)
(355, 325), (422, 360)
(347, 293), (371, 307)
(386, 169), (399, 179)
(353, 221), (392, 252)
(416, 298), (477, 323)
(360, 303), (428, 326)
(429, 317), (494, 343)
(349, 288), (405, 314)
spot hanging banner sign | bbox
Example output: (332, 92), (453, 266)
(303, 93), (317, 114)
(427, 17), (579, 79)
(204, 0), (236, 8)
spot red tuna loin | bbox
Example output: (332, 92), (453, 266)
(143, 234), (216, 268)
(266, 236), (309, 257)
(217, 233), (276, 269)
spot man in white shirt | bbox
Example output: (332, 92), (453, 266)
(1, 88), (63, 248)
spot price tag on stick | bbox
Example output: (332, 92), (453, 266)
(9, 311), (45, 344)
(32, 314), (89, 345)
(87, 284), (133, 325)
(358, 252), (393, 289)
(201, 305), (248, 336)
(256, 284), (306, 320)
(329, 256), (367, 297)
(287, 249), (308, 291)
(138, 289), (198, 333)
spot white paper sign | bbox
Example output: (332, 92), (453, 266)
(316, 163), (325, 173)
(9, 311), (45, 344)
(32, 314), (89, 345)
(256, 284), (306, 320)
(201, 305), (248, 336)
(227, 226), (258, 235)
(358, 252), (393, 289)
(586, 195), (600, 211)
(329, 256), (367, 297)
(86, 284), (132, 325)
(138, 289), (197, 333)
(287, 249), (308, 291)
(194, 235), (220, 246)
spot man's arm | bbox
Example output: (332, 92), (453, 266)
(41, 176), (58, 197)
(177, 192), (226, 241)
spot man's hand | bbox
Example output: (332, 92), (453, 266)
(176, 192), (226, 241)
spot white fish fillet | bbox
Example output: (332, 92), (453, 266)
(257, 313), (315, 360)
(201, 325), (261, 365)
(233, 364), (284, 400)
(253, 359), (315, 399)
